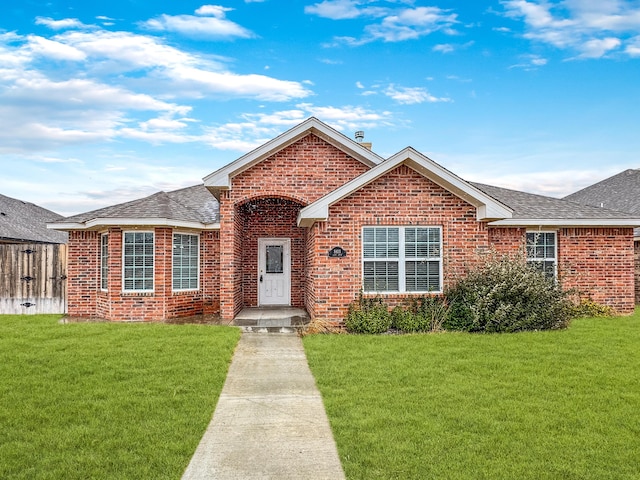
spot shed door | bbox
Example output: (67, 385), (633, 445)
(258, 238), (291, 306)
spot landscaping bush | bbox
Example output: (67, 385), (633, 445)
(344, 294), (392, 334)
(571, 298), (616, 318)
(391, 296), (449, 333)
(444, 255), (574, 332)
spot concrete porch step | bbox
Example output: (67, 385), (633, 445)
(233, 307), (310, 333)
(239, 325), (302, 333)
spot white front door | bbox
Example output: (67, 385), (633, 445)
(258, 238), (291, 306)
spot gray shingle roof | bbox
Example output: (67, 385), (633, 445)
(471, 182), (638, 220)
(563, 169), (640, 215)
(52, 176), (638, 230)
(57, 184), (219, 226)
(0, 194), (68, 243)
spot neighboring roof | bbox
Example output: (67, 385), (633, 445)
(563, 169), (640, 215)
(0, 194), (68, 243)
(50, 184), (219, 231)
(298, 148), (513, 227)
(472, 183), (640, 227)
(203, 117), (385, 197)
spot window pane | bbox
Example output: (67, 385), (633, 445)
(266, 245), (284, 274)
(363, 227), (399, 259)
(172, 234), (199, 290)
(123, 232), (154, 291)
(405, 227), (440, 259)
(526, 232), (556, 279)
(363, 261), (399, 292)
(405, 260), (440, 292)
(100, 234), (109, 290)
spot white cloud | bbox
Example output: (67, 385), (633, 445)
(384, 84), (452, 104)
(309, 2), (457, 45)
(55, 30), (310, 100)
(575, 36), (622, 58)
(625, 35), (640, 56)
(364, 6), (458, 42)
(195, 5), (232, 17)
(305, 0), (388, 20)
(0, 25), (312, 152)
(433, 43), (455, 53)
(35, 17), (88, 30)
(198, 104), (395, 151)
(509, 53), (548, 69)
(27, 35), (87, 61)
(500, 0), (640, 59)
(141, 6), (254, 39)
(167, 65), (311, 101)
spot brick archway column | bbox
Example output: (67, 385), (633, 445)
(219, 191), (239, 320)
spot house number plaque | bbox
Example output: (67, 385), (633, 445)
(328, 246), (347, 258)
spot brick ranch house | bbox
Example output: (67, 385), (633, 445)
(50, 118), (640, 322)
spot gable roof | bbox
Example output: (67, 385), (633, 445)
(0, 194), (68, 243)
(298, 147), (513, 227)
(203, 117), (385, 198)
(563, 169), (640, 215)
(473, 183), (640, 227)
(50, 184), (219, 231)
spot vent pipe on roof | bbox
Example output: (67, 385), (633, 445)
(354, 130), (372, 150)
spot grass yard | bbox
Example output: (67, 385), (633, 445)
(0, 315), (240, 480)
(304, 313), (640, 480)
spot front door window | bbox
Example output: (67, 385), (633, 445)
(265, 245), (284, 274)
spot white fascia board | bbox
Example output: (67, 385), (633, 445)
(203, 117), (383, 189)
(50, 218), (220, 231)
(488, 219), (640, 227)
(298, 147), (512, 227)
(47, 222), (85, 230)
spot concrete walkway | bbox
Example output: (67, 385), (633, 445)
(181, 333), (346, 480)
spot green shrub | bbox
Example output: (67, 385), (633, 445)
(571, 298), (616, 318)
(444, 255), (574, 333)
(391, 296), (449, 333)
(344, 294), (392, 334)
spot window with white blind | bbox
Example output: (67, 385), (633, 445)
(362, 226), (442, 293)
(526, 231), (557, 279)
(172, 233), (199, 291)
(100, 233), (108, 290)
(122, 232), (154, 292)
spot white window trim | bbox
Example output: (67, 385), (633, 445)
(526, 230), (557, 278)
(172, 232), (200, 292)
(362, 226), (443, 294)
(122, 230), (155, 293)
(100, 233), (108, 292)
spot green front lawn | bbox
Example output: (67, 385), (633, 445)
(304, 313), (640, 479)
(0, 315), (240, 480)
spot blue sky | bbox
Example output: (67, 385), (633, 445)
(0, 0), (639, 216)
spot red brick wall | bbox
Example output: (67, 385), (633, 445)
(308, 164), (490, 319)
(489, 226), (635, 313)
(231, 133), (371, 205)
(635, 241), (640, 304)
(489, 227), (526, 254)
(558, 228), (634, 313)
(218, 133), (371, 320)
(67, 230), (100, 317)
(201, 231), (220, 315)
(68, 227), (220, 321)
